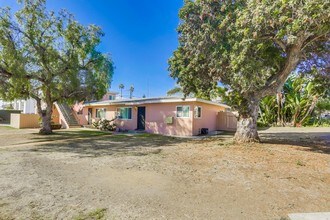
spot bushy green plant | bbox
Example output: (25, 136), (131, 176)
(257, 121), (269, 128)
(257, 74), (329, 127)
(93, 119), (116, 131)
(304, 117), (330, 127)
(258, 96), (276, 126)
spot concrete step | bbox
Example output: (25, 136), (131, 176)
(68, 125), (82, 128)
(289, 212), (330, 220)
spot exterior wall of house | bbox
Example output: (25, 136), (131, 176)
(101, 92), (118, 101)
(0, 98), (36, 114)
(52, 105), (61, 124)
(76, 108), (88, 125)
(81, 101), (227, 136)
(72, 102), (88, 125)
(114, 106), (137, 130)
(23, 98), (37, 114)
(81, 105), (137, 129)
(144, 102), (194, 136)
(81, 102), (194, 136)
(192, 102), (226, 135)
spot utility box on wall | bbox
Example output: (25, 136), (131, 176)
(165, 116), (173, 124)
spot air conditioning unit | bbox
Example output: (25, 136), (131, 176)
(165, 116), (173, 124)
(201, 128), (209, 135)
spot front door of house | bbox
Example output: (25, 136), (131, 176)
(137, 106), (146, 130)
(88, 108), (92, 125)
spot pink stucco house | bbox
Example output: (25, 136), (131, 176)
(74, 94), (231, 136)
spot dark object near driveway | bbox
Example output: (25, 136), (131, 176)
(201, 128), (209, 135)
(0, 110), (22, 124)
(51, 124), (62, 130)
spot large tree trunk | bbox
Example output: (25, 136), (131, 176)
(234, 98), (260, 143)
(35, 95), (53, 135)
(39, 108), (53, 134)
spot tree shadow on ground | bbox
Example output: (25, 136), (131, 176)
(259, 132), (330, 154)
(11, 130), (114, 146)
(203, 130), (329, 154)
(19, 129), (330, 156)
(25, 132), (189, 157)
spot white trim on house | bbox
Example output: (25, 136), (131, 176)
(194, 106), (202, 119)
(83, 97), (230, 109)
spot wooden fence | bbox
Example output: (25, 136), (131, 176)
(216, 111), (237, 131)
(10, 113), (39, 128)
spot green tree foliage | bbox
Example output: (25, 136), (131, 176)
(169, 0), (330, 142)
(167, 86), (183, 96)
(259, 74), (330, 127)
(0, 0), (113, 134)
(258, 96), (277, 126)
(167, 84), (213, 99)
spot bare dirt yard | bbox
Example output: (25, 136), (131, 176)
(0, 126), (329, 220)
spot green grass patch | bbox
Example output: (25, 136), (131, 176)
(0, 125), (16, 129)
(74, 208), (107, 220)
(31, 129), (113, 141)
(136, 133), (160, 138)
(73, 130), (112, 136)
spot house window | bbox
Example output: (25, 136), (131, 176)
(96, 108), (106, 118)
(117, 107), (132, 120)
(176, 105), (190, 118)
(109, 95), (116, 100)
(194, 106), (202, 118)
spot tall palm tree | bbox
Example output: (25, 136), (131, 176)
(167, 86), (182, 96)
(119, 84), (124, 98)
(129, 85), (134, 99)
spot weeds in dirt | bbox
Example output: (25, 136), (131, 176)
(74, 208), (107, 220)
(125, 148), (162, 157)
(296, 160), (306, 166)
(264, 173), (271, 178)
(217, 140), (234, 147)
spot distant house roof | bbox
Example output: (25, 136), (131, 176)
(83, 96), (230, 108)
(106, 91), (119, 94)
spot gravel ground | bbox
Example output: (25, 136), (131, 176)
(0, 126), (329, 220)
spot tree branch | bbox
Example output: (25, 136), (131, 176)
(255, 45), (302, 98)
(258, 34), (287, 52)
(301, 34), (328, 51)
(273, 38), (286, 52)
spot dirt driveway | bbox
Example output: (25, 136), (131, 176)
(0, 126), (329, 220)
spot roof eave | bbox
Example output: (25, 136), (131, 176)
(83, 97), (230, 108)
